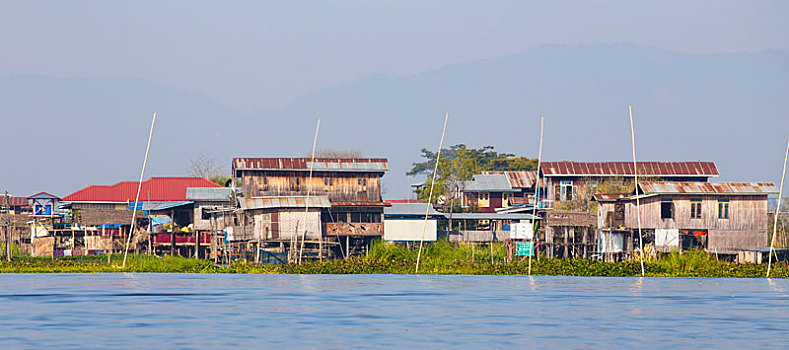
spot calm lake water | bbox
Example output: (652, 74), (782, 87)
(0, 274), (788, 349)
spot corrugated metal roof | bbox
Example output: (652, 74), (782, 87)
(329, 201), (391, 207)
(638, 182), (778, 195)
(63, 177), (221, 202)
(505, 171), (538, 188)
(0, 195), (29, 206)
(443, 212), (539, 220)
(463, 174), (516, 192)
(239, 196), (331, 210)
(144, 201), (193, 211)
(483, 171), (538, 188)
(233, 158), (389, 172)
(28, 192), (61, 200)
(541, 161), (719, 177)
(591, 193), (630, 202)
(186, 187), (233, 201)
(384, 203), (441, 216)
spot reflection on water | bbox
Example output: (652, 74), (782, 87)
(0, 274), (788, 349)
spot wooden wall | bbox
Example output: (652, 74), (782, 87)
(239, 170), (382, 203)
(623, 195), (768, 231)
(249, 209), (322, 241)
(708, 229), (767, 253)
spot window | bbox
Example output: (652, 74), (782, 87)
(358, 179), (362, 186)
(263, 177), (268, 185)
(296, 178), (300, 185)
(560, 180), (574, 201)
(690, 198), (702, 219)
(330, 178), (333, 186)
(661, 198), (674, 219)
(363, 179), (367, 186)
(718, 199), (730, 219)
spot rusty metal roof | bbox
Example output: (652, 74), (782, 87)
(239, 196), (331, 210)
(329, 201), (391, 207)
(541, 161), (719, 177)
(233, 158), (389, 172)
(638, 182), (778, 195)
(505, 171), (538, 188)
(483, 171), (539, 188)
(0, 195), (29, 206)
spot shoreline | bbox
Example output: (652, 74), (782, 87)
(1, 254), (786, 278)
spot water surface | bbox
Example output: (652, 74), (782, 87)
(0, 274), (787, 349)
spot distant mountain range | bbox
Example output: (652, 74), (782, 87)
(1, 44), (787, 198)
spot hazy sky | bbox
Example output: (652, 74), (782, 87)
(1, 1), (787, 113)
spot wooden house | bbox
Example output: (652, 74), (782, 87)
(597, 182), (777, 258)
(232, 157), (389, 258)
(461, 171), (539, 213)
(540, 161), (719, 206)
(238, 196), (330, 241)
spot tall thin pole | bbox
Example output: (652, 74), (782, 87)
(629, 106), (645, 277)
(529, 117), (544, 275)
(3, 191), (9, 262)
(122, 112), (157, 267)
(767, 139), (789, 278)
(299, 119), (320, 264)
(415, 112), (449, 273)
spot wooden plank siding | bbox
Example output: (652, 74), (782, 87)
(623, 195), (767, 231)
(238, 170), (381, 203)
(621, 195), (769, 253)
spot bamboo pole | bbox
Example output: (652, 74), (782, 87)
(299, 119), (320, 264)
(122, 112), (156, 267)
(529, 117), (544, 275)
(629, 106), (645, 277)
(415, 112), (449, 274)
(767, 139), (789, 278)
(3, 191), (9, 261)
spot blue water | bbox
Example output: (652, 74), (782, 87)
(0, 274), (788, 349)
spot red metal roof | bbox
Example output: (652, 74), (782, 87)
(27, 192), (61, 200)
(541, 161), (719, 177)
(233, 158), (388, 172)
(63, 177), (221, 202)
(638, 182), (778, 195)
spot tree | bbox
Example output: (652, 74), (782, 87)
(188, 154), (230, 186)
(408, 144), (538, 206)
(310, 149), (363, 158)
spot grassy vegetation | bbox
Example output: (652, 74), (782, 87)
(1, 241), (787, 278)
